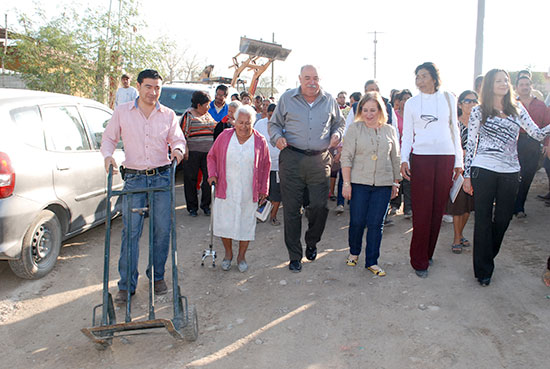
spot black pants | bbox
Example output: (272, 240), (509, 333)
(514, 134), (541, 213)
(390, 178), (411, 213)
(183, 151), (211, 213)
(279, 148), (331, 261)
(471, 167), (519, 279)
(543, 157), (550, 192)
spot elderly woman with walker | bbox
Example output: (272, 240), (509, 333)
(207, 105), (271, 272)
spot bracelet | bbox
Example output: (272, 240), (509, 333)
(392, 182), (400, 187)
(343, 182), (351, 187)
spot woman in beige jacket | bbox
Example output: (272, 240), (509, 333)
(341, 92), (401, 276)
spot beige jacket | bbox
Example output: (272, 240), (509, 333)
(341, 122), (401, 186)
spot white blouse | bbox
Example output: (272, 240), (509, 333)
(464, 104), (550, 177)
(400, 90), (463, 168)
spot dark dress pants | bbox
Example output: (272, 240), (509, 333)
(279, 148), (331, 261)
(543, 157), (550, 192)
(409, 154), (454, 271)
(471, 167), (519, 280)
(390, 178), (411, 213)
(514, 134), (541, 214)
(183, 151), (211, 213)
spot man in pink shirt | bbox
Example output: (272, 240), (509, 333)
(101, 69), (185, 304)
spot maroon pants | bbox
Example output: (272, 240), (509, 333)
(409, 154), (455, 270)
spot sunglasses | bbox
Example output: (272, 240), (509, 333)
(461, 99), (478, 104)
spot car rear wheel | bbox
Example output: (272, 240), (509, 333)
(8, 210), (62, 279)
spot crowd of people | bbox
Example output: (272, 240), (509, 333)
(101, 64), (550, 304)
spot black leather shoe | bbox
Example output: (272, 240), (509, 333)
(114, 290), (135, 304)
(305, 245), (317, 261)
(289, 260), (302, 273)
(154, 280), (168, 295)
(189, 209), (198, 217)
(537, 192), (550, 200)
(202, 208), (211, 216)
(478, 277), (491, 286)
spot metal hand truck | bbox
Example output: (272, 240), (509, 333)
(82, 161), (198, 350)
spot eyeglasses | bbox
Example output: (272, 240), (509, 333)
(461, 99), (478, 104)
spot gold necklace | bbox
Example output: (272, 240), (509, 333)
(368, 126), (380, 161)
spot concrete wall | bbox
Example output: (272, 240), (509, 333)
(0, 73), (26, 89)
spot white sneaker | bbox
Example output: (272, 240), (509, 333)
(442, 214), (453, 223)
(335, 205), (344, 214)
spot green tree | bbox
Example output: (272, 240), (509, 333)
(11, 11), (95, 96)
(8, 0), (197, 104)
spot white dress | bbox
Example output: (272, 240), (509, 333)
(213, 133), (257, 240)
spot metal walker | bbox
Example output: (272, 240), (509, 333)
(82, 161), (198, 350)
(201, 183), (216, 267)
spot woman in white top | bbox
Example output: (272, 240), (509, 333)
(400, 62), (463, 278)
(462, 69), (550, 286)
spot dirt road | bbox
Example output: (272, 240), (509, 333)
(1, 171), (549, 369)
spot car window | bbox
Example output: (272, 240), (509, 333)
(42, 106), (91, 151)
(81, 106), (115, 149)
(9, 106), (46, 149)
(159, 87), (193, 115)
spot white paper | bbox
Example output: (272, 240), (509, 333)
(450, 174), (464, 203)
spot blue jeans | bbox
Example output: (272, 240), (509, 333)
(118, 171), (171, 293)
(348, 184), (391, 267)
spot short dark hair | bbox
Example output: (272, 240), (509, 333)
(267, 103), (276, 113)
(518, 69), (531, 78)
(231, 93), (240, 101)
(191, 90), (210, 108)
(240, 91), (251, 99)
(255, 95), (263, 101)
(457, 90), (478, 116)
(515, 75), (532, 87)
(474, 75), (484, 91)
(216, 85), (228, 95)
(137, 69), (162, 84)
(350, 92), (362, 103)
(337, 91), (347, 96)
(397, 89), (412, 100)
(121, 74), (130, 79)
(415, 62), (441, 91)
(364, 80), (378, 91)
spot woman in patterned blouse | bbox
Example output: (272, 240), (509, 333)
(463, 69), (550, 286)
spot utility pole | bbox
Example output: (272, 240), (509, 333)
(368, 31), (384, 79)
(2, 14), (7, 73)
(474, 0), (485, 81)
(271, 32), (275, 97)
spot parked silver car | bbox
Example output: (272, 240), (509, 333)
(0, 89), (124, 279)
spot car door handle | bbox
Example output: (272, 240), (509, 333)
(56, 164), (70, 171)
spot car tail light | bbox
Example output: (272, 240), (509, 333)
(0, 152), (15, 198)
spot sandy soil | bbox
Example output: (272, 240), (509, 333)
(1, 170), (549, 369)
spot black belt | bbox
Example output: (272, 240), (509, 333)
(123, 164), (171, 176)
(287, 145), (326, 156)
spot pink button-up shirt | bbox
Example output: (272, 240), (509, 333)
(101, 99), (186, 170)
